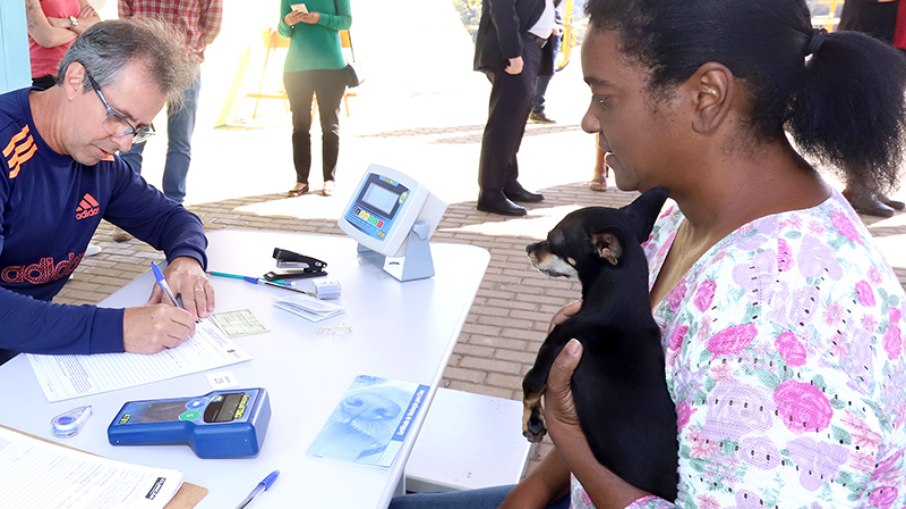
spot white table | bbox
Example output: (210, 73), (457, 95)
(0, 230), (489, 508)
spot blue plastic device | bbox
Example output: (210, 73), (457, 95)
(107, 388), (271, 459)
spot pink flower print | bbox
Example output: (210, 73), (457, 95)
(787, 437), (848, 491)
(775, 331), (807, 367)
(774, 380), (833, 433)
(842, 412), (882, 453)
(868, 486), (898, 509)
(831, 210), (864, 245)
(707, 323), (757, 358)
(655, 230), (676, 261)
(823, 302), (843, 326)
(676, 401), (697, 430)
(710, 361), (734, 381)
(697, 494), (721, 509)
(694, 280), (717, 312)
(777, 238), (794, 272)
(855, 280), (876, 307)
(739, 436), (781, 470)
(666, 278), (687, 312)
(688, 428), (719, 458)
(797, 235), (843, 280)
(669, 324), (688, 351)
(868, 265), (883, 285)
(860, 314), (878, 334)
(807, 219), (824, 235)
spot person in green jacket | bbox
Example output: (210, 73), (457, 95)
(279, 0), (351, 197)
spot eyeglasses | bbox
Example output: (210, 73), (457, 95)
(82, 67), (155, 144)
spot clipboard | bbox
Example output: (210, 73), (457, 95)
(0, 424), (208, 508)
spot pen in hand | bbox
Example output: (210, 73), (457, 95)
(236, 469), (279, 509)
(151, 261), (184, 310)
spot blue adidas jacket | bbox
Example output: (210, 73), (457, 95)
(0, 88), (208, 361)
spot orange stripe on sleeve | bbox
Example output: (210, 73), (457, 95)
(2, 126), (31, 158)
(9, 143), (37, 179)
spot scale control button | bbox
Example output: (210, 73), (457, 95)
(179, 410), (201, 421)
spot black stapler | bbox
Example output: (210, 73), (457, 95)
(263, 247), (328, 280)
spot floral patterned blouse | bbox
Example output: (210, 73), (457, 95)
(571, 190), (906, 508)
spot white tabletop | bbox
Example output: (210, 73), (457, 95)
(0, 230), (489, 509)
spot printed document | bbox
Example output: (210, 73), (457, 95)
(0, 425), (183, 508)
(27, 320), (252, 402)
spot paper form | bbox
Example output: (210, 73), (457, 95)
(27, 320), (252, 402)
(0, 425), (183, 508)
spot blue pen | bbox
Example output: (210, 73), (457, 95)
(151, 261), (184, 309)
(236, 470), (280, 509)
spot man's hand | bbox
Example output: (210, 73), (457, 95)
(147, 257), (215, 320)
(506, 56), (524, 75)
(123, 305), (196, 353)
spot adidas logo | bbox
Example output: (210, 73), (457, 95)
(75, 193), (100, 220)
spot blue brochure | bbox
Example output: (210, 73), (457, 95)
(307, 375), (430, 467)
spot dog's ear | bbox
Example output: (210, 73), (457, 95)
(592, 232), (622, 265)
(620, 187), (669, 242)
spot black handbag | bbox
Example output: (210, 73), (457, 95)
(334, 0), (363, 88)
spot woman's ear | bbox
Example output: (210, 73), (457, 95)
(687, 62), (734, 134)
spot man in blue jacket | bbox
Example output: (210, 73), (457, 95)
(0, 19), (215, 364)
(473, 0), (560, 216)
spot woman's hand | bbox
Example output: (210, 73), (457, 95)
(284, 10), (306, 26)
(550, 299), (582, 332)
(544, 338), (584, 431)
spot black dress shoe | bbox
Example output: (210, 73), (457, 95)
(503, 185), (544, 203)
(477, 191), (527, 216)
(843, 189), (896, 218)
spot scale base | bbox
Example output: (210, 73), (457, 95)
(357, 221), (436, 282)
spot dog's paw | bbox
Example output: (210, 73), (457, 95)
(522, 405), (548, 443)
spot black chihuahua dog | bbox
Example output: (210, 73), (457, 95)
(523, 187), (678, 500)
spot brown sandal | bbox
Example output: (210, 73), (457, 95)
(287, 183), (309, 197)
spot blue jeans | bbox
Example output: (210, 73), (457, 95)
(388, 485), (570, 509)
(531, 34), (562, 114)
(120, 72), (201, 203)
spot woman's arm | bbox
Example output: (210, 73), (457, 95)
(499, 448), (571, 509)
(545, 339), (654, 509)
(25, 0), (77, 48)
(70, 0), (101, 35)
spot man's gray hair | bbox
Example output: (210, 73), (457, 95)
(58, 18), (196, 107)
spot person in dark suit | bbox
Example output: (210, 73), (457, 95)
(473, 0), (559, 216)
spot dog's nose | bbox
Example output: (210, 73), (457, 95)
(525, 243), (536, 254)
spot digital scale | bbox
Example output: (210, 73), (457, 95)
(338, 165), (446, 281)
(108, 388), (271, 458)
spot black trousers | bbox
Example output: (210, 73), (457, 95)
(477, 36), (544, 193)
(283, 69), (346, 184)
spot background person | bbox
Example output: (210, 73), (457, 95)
(473, 0), (560, 217)
(25, 0), (100, 90)
(279, 0), (352, 199)
(837, 0), (905, 217)
(115, 0), (223, 218)
(0, 19), (214, 366)
(390, 0), (906, 506)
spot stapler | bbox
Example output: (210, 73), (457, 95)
(264, 248), (328, 280)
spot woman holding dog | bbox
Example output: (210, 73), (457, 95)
(391, 0), (906, 507)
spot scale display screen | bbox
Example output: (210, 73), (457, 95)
(344, 173), (410, 243)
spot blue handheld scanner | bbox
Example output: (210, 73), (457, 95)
(108, 388), (271, 458)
